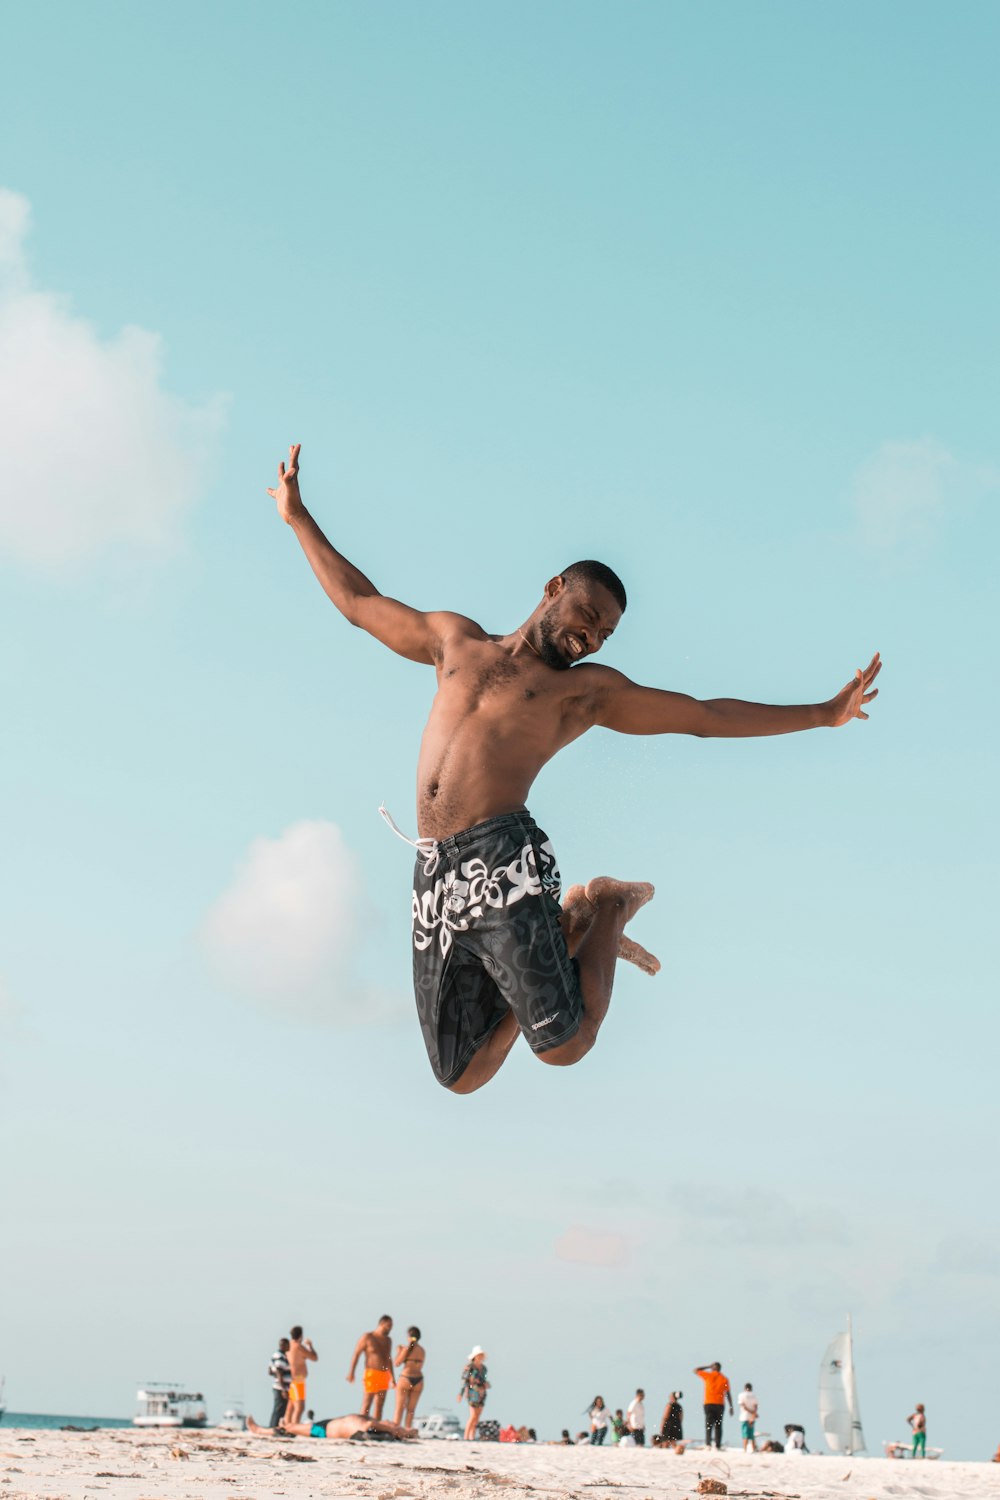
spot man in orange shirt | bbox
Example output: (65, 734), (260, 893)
(694, 1363), (733, 1449)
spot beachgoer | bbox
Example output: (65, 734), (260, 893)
(347, 1315), (395, 1420)
(695, 1363), (733, 1449)
(268, 1337), (291, 1430)
(655, 1391), (684, 1451)
(588, 1395), (609, 1444)
(611, 1408), (627, 1443)
(393, 1326), (426, 1430)
(784, 1423), (807, 1452)
(559, 1429), (573, 1445)
(458, 1346), (490, 1439)
(268, 446), (881, 1093)
(247, 1412), (416, 1440)
(287, 1326), (318, 1427)
(626, 1388), (646, 1446)
(907, 1404), (927, 1458)
(738, 1383), (758, 1453)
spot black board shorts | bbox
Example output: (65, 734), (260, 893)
(411, 810), (584, 1087)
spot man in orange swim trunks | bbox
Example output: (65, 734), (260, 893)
(287, 1325), (319, 1427)
(347, 1315), (395, 1420)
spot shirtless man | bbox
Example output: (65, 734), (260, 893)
(247, 1412), (416, 1440)
(347, 1315), (395, 1419)
(268, 445), (881, 1093)
(393, 1326), (426, 1430)
(286, 1325), (318, 1427)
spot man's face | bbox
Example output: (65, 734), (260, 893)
(379, 1318), (392, 1334)
(537, 580), (622, 671)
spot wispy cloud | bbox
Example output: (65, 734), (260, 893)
(200, 820), (405, 1026)
(0, 187), (226, 570)
(554, 1225), (630, 1268)
(850, 437), (998, 555)
(932, 1234), (1000, 1277)
(668, 1183), (849, 1248)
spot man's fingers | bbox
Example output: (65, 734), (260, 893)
(266, 487), (277, 499)
(278, 460), (286, 479)
(863, 688), (879, 703)
(857, 709), (869, 720)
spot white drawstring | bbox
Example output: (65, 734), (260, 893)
(378, 803), (440, 875)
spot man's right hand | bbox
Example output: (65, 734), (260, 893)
(267, 443), (306, 525)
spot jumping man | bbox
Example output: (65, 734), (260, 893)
(268, 445), (881, 1094)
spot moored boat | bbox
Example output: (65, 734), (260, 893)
(134, 1384), (208, 1428)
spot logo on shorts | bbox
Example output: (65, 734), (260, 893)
(531, 1014), (558, 1031)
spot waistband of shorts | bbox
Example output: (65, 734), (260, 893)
(434, 808), (537, 857)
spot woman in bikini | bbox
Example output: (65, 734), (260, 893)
(394, 1326), (426, 1430)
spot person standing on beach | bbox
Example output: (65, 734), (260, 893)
(268, 445), (881, 1094)
(737, 1383), (758, 1453)
(907, 1404), (927, 1458)
(695, 1362), (733, 1449)
(287, 1326), (319, 1427)
(267, 1336), (292, 1430)
(588, 1396), (609, 1444)
(393, 1326), (426, 1431)
(348, 1316), (396, 1420)
(458, 1346), (490, 1439)
(626, 1389), (646, 1445)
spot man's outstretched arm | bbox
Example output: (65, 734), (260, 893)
(267, 444), (472, 665)
(595, 654), (881, 737)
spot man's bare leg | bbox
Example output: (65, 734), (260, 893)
(540, 878), (654, 1067)
(446, 1010), (520, 1096)
(372, 1388), (388, 1420)
(561, 885), (660, 975)
(248, 1415), (312, 1437)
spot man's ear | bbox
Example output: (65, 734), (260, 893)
(544, 574), (565, 601)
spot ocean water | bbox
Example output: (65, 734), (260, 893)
(1, 1412), (132, 1431)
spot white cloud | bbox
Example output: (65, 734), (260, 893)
(0, 187), (226, 570)
(554, 1225), (629, 1268)
(851, 437), (998, 554)
(201, 820), (405, 1026)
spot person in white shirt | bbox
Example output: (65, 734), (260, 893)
(737, 1384), (758, 1453)
(588, 1396), (610, 1445)
(626, 1389), (646, 1446)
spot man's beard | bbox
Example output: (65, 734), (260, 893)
(537, 611), (573, 671)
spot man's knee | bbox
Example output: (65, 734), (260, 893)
(445, 1070), (487, 1095)
(535, 1029), (594, 1067)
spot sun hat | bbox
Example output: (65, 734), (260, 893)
(468, 1345), (486, 1359)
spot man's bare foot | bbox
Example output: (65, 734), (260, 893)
(584, 876), (655, 924)
(618, 935), (661, 976)
(563, 882), (658, 972)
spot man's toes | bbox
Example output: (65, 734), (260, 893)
(584, 876), (655, 917)
(618, 936), (661, 976)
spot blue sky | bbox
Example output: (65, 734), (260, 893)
(1, 0), (998, 1460)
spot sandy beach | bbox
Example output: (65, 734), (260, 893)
(2, 1426), (996, 1500)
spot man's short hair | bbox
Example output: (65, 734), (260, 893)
(561, 560), (627, 612)
(378, 1314), (392, 1325)
(290, 1325), (303, 1340)
(279, 1337), (290, 1350)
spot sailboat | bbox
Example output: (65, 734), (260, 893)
(818, 1315), (866, 1454)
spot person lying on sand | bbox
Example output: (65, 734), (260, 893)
(247, 1413), (417, 1440)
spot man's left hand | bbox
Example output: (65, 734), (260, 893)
(827, 652), (882, 726)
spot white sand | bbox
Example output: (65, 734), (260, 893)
(1, 1426), (995, 1500)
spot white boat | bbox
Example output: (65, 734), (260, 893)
(818, 1315), (866, 1455)
(415, 1409), (463, 1440)
(134, 1384), (208, 1428)
(218, 1404), (246, 1432)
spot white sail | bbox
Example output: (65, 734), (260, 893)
(818, 1317), (866, 1455)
